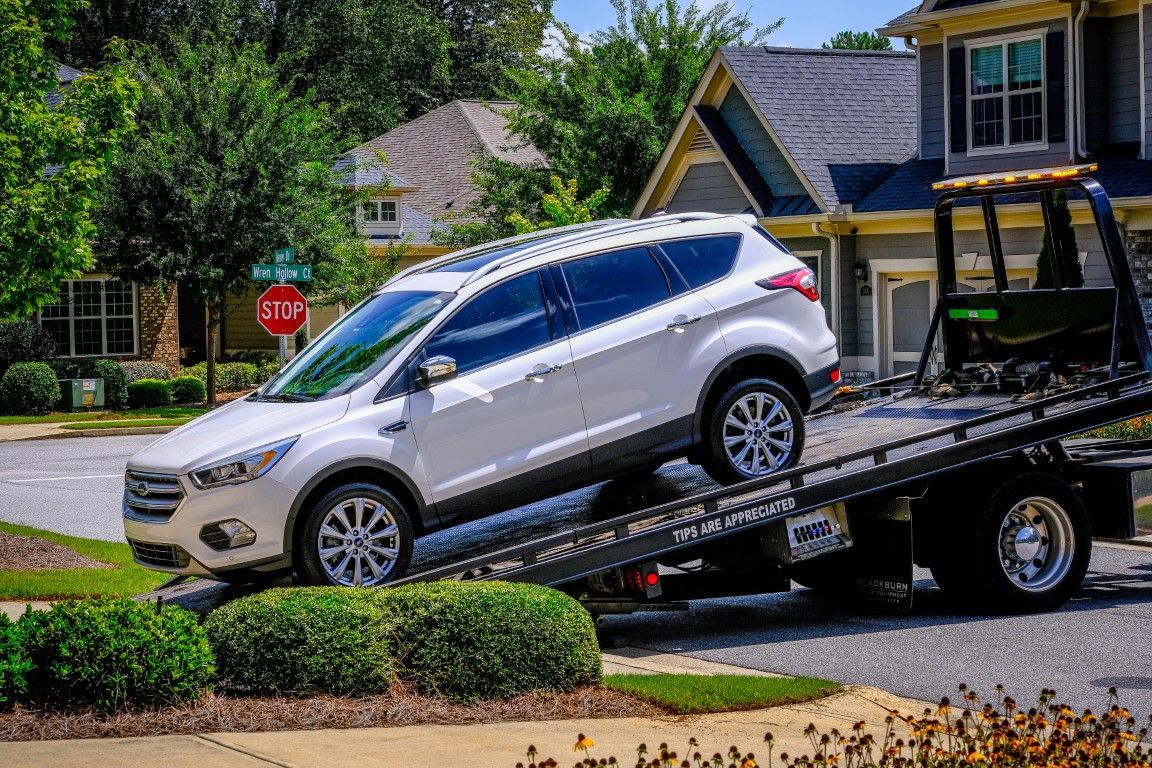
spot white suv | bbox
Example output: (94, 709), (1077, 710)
(123, 214), (839, 586)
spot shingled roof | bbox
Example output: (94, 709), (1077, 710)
(356, 100), (546, 222)
(718, 47), (918, 210)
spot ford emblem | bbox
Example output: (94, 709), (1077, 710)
(135, 481), (149, 497)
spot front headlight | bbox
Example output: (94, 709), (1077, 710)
(189, 437), (298, 489)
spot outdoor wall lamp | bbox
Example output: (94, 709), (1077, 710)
(853, 261), (867, 282)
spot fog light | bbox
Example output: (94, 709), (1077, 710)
(199, 519), (257, 550)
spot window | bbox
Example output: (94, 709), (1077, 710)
(361, 200), (399, 224)
(559, 247), (671, 330)
(380, 201), (397, 222)
(423, 272), (551, 374)
(659, 236), (742, 289)
(38, 279), (137, 357)
(968, 36), (1044, 150)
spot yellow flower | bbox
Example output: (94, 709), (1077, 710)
(966, 752), (988, 764)
(575, 735), (595, 752)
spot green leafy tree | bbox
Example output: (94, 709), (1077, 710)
(94, 36), (370, 402)
(1035, 191), (1084, 289)
(435, 155), (552, 248)
(822, 31), (893, 51)
(506, 176), (611, 234)
(1, 0), (140, 320)
(498, 0), (780, 217)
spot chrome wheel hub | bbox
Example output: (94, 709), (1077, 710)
(722, 391), (794, 476)
(317, 497), (400, 587)
(998, 496), (1074, 593)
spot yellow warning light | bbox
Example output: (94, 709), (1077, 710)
(932, 163), (1098, 191)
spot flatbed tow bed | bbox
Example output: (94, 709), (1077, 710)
(143, 165), (1152, 617)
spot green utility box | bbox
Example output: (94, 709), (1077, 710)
(59, 378), (104, 411)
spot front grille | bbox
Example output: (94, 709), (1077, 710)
(123, 470), (184, 521)
(128, 540), (191, 568)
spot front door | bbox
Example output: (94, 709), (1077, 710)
(409, 270), (591, 521)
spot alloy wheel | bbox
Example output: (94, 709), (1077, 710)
(316, 497), (401, 586)
(997, 495), (1075, 593)
(722, 391), (795, 476)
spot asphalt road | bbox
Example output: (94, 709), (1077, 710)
(3, 434), (1152, 717)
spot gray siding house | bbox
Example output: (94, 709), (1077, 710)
(634, 0), (1152, 380)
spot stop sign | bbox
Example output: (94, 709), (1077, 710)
(257, 284), (308, 336)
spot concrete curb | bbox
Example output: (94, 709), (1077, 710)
(13, 425), (177, 440)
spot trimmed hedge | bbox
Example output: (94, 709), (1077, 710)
(0, 613), (29, 710)
(120, 360), (172, 383)
(204, 587), (395, 696)
(180, 361), (268, 392)
(379, 581), (601, 702)
(0, 362), (61, 415)
(127, 378), (172, 408)
(17, 598), (213, 712)
(91, 358), (129, 409)
(169, 375), (207, 404)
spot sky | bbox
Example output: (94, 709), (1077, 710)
(551, 0), (918, 50)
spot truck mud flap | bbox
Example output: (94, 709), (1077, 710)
(849, 496), (914, 611)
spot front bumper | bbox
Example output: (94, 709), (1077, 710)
(122, 471), (298, 577)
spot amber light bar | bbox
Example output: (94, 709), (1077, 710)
(931, 163), (1099, 191)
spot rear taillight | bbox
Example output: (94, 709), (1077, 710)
(756, 267), (820, 302)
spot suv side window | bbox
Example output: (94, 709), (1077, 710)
(422, 271), (551, 374)
(559, 247), (671, 330)
(658, 235), (742, 289)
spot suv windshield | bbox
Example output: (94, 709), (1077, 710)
(259, 291), (452, 401)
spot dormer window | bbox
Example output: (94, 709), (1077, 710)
(362, 200), (398, 222)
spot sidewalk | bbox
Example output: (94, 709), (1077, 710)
(0, 422), (175, 441)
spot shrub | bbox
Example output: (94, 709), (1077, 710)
(169, 375), (207, 404)
(18, 598), (213, 712)
(379, 581), (600, 702)
(204, 587), (395, 696)
(0, 320), (57, 375)
(216, 362), (259, 392)
(119, 360), (172, 383)
(181, 361), (207, 383)
(89, 358), (129, 409)
(46, 359), (81, 379)
(0, 362), (61, 415)
(0, 613), (30, 710)
(127, 378), (172, 408)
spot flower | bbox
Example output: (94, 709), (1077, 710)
(576, 735), (596, 752)
(965, 751), (988, 763)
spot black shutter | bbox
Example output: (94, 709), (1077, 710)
(949, 46), (967, 153)
(1046, 30), (1067, 144)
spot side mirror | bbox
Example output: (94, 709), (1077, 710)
(416, 355), (458, 388)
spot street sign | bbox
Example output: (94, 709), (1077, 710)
(251, 263), (313, 282)
(257, 284), (308, 336)
(273, 247), (296, 264)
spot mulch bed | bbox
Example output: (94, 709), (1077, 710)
(0, 532), (114, 571)
(0, 684), (668, 742)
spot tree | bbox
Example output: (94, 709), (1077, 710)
(822, 31), (893, 51)
(498, 0), (780, 217)
(94, 36), (371, 402)
(1035, 191), (1084, 289)
(1, 0), (140, 320)
(506, 176), (610, 234)
(434, 155), (552, 248)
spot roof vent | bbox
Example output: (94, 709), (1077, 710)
(687, 128), (713, 154)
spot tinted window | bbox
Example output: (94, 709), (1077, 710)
(560, 247), (671, 329)
(423, 272), (551, 374)
(660, 236), (742, 288)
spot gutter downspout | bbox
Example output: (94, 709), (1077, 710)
(812, 222), (841, 352)
(1074, 0), (1092, 160)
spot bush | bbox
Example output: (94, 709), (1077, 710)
(46, 359), (81, 380)
(0, 320), (57, 375)
(127, 378), (172, 408)
(0, 362), (61, 415)
(0, 613), (30, 710)
(119, 360), (172, 383)
(204, 588), (395, 696)
(379, 582), (600, 702)
(169, 375), (207, 404)
(17, 598), (213, 712)
(216, 362), (259, 391)
(181, 361), (207, 383)
(89, 359), (129, 409)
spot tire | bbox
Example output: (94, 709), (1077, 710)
(295, 483), (414, 587)
(930, 473), (1090, 613)
(701, 378), (805, 485)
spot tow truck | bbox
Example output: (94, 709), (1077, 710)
(147, 165), (1152, 618)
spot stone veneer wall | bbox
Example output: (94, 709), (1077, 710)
(137, 284), (180, 374)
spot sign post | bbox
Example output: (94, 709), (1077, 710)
(253, 248), (312, 370)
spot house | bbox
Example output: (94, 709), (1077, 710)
(634, 0), (1152, 380)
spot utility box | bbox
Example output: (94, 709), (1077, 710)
(59, 378), (104, 411)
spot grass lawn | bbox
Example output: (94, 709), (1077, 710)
(602, 673), (840, 715)
(0, 522), (169, 600)
(61, 418), (194, 430)
(0, 407), (206, 425)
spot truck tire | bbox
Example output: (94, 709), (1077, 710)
(295, 483), (414, 587)
(701, 378), (805, 485)
(931, 473), (1090, 613)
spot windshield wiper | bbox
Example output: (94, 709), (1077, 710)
(255, 393), (316, 403)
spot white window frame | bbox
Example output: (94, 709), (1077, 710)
(379, 200), (397, 223)
(965, 31), (1048, 157)
(37, 278), (138, 358)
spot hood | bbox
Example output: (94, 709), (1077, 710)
(130, 395), (350, 473)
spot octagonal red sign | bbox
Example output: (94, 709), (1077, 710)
(257, 284), (308, 336)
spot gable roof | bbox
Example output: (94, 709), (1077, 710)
(333, 153), (415, 190)
(719, 47), (918, 211)
(356, 100), (546, 221)
(46, 62), (84, 108)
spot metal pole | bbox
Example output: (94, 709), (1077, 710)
(278, 334), (287, 371)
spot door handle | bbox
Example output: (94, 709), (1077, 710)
(666, 314), (701, 333)
(525, 363), (563, 382)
